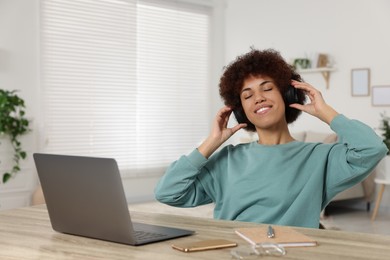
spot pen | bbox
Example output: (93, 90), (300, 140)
(267, 225), (275, 238)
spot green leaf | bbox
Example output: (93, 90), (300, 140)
(20, 151), (27, 159)
(3, 173), (11, 183)
(1, 88), (30, 181)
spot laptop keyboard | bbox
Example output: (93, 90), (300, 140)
(134, 230), (168, 241)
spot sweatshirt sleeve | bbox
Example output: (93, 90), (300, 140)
(323, 114), (388, 205)
(154, 149), (214, 207)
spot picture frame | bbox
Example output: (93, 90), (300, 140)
(372, 86), (390, 106)
(351, 68), (370, 96)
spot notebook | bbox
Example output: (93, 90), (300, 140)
(33, 153), (194, 246)
(235, 226), (317, 247)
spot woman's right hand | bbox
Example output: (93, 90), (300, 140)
(198, 106), (247, 158)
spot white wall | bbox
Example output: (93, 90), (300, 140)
(221, 0), (390, 212)
(0, 0), (39, 209)
(0, 0), (38, 115)
(222, 0), (390, 133)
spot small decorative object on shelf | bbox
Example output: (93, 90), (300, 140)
(316, 54), (329, 68)
(0, 89), (30, 183)
(293, 58), (311, 70)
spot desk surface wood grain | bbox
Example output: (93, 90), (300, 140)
(1, 205), (390, 259)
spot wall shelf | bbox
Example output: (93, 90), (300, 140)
(297, 67), (336, 89)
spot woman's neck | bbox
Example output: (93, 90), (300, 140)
(256, 126), (294, 145)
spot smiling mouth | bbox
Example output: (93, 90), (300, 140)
(255, 107), (271, 114)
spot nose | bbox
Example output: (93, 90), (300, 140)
(254, 91), (266, 103)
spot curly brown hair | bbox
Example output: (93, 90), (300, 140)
(219, 48), (306, 132)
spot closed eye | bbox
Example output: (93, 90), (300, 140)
(244, 95), (252, 100)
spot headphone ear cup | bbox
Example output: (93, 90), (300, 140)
(233, 107), (248, 124)
(284, 85), (299, 105)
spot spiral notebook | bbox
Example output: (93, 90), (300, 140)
(235, 226), (317, 248)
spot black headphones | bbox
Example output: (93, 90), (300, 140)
(233, 85), (299, 124)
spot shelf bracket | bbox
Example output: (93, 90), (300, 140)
(321, 71), (331, 89)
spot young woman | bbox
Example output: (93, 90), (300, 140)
(154, 49), (388, 228)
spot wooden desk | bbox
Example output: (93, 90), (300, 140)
(1, 205), (390, 259)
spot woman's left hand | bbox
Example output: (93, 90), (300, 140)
(289, 80), (339, 125)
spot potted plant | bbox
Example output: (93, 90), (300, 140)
(377, 112), (390, 180)
(0, 89), (30, 183)
(379, 112), (390, 154)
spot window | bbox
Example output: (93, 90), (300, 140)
(40, 0), (211, 176)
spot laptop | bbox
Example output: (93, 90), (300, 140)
(33, 153), (194, 246)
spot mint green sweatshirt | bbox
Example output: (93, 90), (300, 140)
(155, 115), (388, 228)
